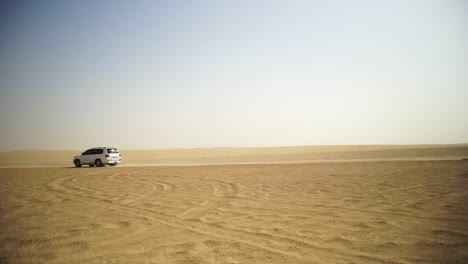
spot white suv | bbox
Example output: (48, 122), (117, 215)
(73, 147), (122, 167)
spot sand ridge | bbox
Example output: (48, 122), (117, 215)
(1, 160), (467, 263)
(1, 144), (467, 167)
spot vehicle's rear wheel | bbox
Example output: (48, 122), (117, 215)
(95, 159), (103, 167)
(74, 159), (81, 168)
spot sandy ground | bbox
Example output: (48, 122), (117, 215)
(1, 159), (467, 263)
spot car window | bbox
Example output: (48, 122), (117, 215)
(91, 149), (103, 154)
(83, 149), (92, 155)
(107, 148), (119, 154)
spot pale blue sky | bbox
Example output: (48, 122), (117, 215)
(0, 0), (467, 150)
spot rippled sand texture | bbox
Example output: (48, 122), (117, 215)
(1, 161), (467, 263)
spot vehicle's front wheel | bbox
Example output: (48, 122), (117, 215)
(74, 159), (82, 168)
(95, 159), (103, 167)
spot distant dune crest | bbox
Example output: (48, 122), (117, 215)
(1, 144), (467, 168)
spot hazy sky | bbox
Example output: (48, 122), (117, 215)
(1, 0), (467, 151)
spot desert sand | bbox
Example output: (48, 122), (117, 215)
(1, 146), (468, 263)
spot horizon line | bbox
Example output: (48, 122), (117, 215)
(2, 143), (468, 153)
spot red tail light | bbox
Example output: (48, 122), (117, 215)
(119, 153), (121, 156)
(105, 154), (110, 157)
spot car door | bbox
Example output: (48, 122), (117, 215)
(93, 149), (103, 164)
(89, 149), (100, 164)
(82, 149), (93, 164)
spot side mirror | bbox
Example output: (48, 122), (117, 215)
(82, 152), (85, 155)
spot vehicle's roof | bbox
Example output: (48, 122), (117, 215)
(90, 147), (117, 149)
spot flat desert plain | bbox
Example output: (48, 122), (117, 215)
(1, 147), (468, 263)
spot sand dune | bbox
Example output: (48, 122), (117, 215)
(1, 144), (467, 167)
(1, 159), (467, 263)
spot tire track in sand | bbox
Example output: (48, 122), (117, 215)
(46, 168), (444, 264)
(177, 178), (237, 220)
(46, 174), (343, 263)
